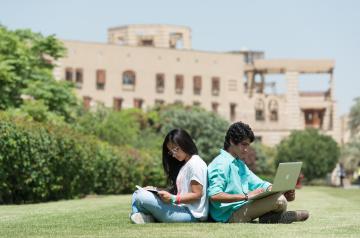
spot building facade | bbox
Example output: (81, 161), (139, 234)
(54, 24), (340, 146)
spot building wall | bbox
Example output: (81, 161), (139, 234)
(108, 24), (192, 49)
(56, 40), (245, 121)
(54, 38), (341, 146)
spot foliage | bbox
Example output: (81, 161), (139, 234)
(0, 114), (165, 204)
(4, 100), (66, 125)
(342, 97), (360, 172)
(275, 129), (339, 181)
(74, 106), (162, 148)
(348, 97), (360, 137)
(0, 25), (78, 122)
(341, 135), (360, 171)
(252, 142), (276, 178)
(158, 105), (229, 163)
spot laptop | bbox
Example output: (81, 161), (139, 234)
(248, 162), (302, 201)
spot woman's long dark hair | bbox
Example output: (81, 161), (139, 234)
(162, 128), (198, 194)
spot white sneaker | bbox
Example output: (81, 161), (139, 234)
(130, 212), (155, 224)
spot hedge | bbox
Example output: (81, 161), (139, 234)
(0, 114), (165, 204)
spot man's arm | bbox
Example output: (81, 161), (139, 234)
(210, 188), (265, 203)
(210, 192), (246, 203)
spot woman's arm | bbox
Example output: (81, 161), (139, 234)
(158, 180), (203, 204)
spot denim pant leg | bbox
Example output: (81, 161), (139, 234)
(131, 189), (197, 223)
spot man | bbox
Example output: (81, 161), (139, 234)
(207, 121), (309, 223)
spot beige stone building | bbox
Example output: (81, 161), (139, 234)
(54, 24), (340, 146)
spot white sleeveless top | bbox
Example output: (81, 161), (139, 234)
(176, 155), (209, 220)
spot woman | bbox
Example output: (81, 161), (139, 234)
(130, 128), (208, 223)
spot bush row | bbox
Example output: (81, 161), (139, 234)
(0, 114), (165, 204)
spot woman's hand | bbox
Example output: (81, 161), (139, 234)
(158, 190), (173, 203)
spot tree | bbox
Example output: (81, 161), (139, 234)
(0, 25), (78, 122)
(159, 105), (229, 163)
(75, 106), (141, 146)
(342, 97), (360, 172)
(251, 142), (276, 177)
(349, 97), (360, 137)
(342, 136), (360, 171)
(276, 129), (339, 181)
(4, 100), (65, 125)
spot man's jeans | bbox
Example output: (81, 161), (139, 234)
(228, 193), (287, 223)
(131, 189), (197, 223)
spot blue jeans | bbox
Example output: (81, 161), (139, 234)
(131, 189), (198, 223)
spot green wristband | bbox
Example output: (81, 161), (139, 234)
(170, 195), (176, 204)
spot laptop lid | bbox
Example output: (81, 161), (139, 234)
(271, 162), (302, 192)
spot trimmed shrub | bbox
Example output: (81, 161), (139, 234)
(0, 113), (165, 204)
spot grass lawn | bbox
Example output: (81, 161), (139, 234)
(0, 186), (359, 238)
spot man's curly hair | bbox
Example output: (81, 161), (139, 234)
(223, 121), (255, 150)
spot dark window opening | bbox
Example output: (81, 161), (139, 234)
(96, 69), (106, 90)
(212, 77), (220, 96)
(156, 73), (165, 93)
(175, 74), (184, 94)
(193, 76), (202, 95)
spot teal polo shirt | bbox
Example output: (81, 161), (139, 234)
(207, 149), (271, 222)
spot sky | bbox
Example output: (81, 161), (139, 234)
(1, 0), (359, 115)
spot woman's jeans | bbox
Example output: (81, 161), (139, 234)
(131, 189), (197, 223)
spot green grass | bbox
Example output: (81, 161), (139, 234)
(1, 186), (359, 238)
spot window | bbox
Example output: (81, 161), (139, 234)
(156, 73), (165, 93)
(155, 99), (165, 106)
(65, 67), (73, 81)
(268, 99), (279, 121)
(96, 69), (106, 90)
(212, 77), (220, 96)
(175, 74), (184, 94)
(212, 102), (219, 113)
(113, 97), (123, 111)
(138, 36), (154, 47)
(75, 68), (83, 89)
(230, 103), (237, 121)
(304, 109), (325, 129)
(193, 76), (202, 95)
(255, 98), (265, 121)
(134, 98), (143, 109)
(193, 101), (201, 107)
(83, 96), (92, 109)
(123, 70), (136, 90)
(174, 100), (183, 106)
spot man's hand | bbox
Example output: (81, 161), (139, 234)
(284, 189), (295, 201)
(248, 188), (265, 199)
(158, 190), (173, 203)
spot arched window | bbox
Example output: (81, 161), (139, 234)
(122, 70), (136, 90)
(268, 99), (279, 121)
(255, 98), (265, 121)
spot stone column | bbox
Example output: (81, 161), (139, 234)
(285, 71), (301, 130)
(181, 30), (192, 50)
(329, 70), (341, 143)
(247, 71), (255, 98)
